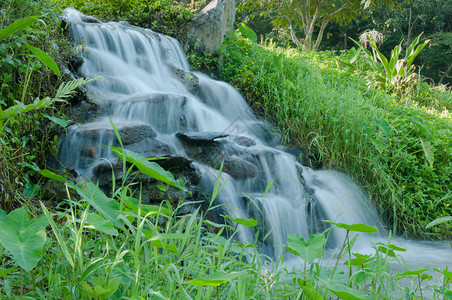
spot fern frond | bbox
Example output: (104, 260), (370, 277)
(54, 77), (96, 102)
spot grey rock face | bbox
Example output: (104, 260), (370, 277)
(188, 0), (235, 53)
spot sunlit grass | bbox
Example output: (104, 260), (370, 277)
(212, 33), (452, 239)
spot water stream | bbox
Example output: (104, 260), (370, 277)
(60, 8), (450, 270)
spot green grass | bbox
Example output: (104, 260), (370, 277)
(0, 154), (451, 299)
(201, 33), (452, 239)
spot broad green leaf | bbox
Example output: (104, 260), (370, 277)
(123, 196), (171, 217)
(25, 44), (61, 76)
(434, 269), (452, 281)
(285, 232), (325, 263)
(298, 279), (324, 300)
(0, 16), (38, 41)
(238, 22), (257, 43)
(109, 146), (188, 192)
(85, 213), (118, 236)
(375, 119), (392, 139)
(202, 219), (227, 228)
(426, 216), (452, 228)
(143, 232), (193, 242)
(324, 221), (378, 233)
(420, 138), (434, 166)
(405, 35), (430, 67)
(151, 240), (178, 254)
(345, 253), (373, 267)
(21, 163), (75, 188)
(324, 280), (370, 300)
(224, 216), (257, 227)
(43, 114), (69, 128)
(184, 270), (247, 287)
(0, 209), (48, 271)
(396, 267), (430, 278)
(81, 276), (121, 299)
(75, 182), (119, 223)
(410, 117), (431, 137)
(0, 209), (7, 221)
(374, 242), (407, 252)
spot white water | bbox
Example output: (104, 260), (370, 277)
(60, 9), (451, 270)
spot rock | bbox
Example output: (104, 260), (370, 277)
(64, 100), (98, 123)
(170, 66), (200, 95)
(223, 156), (258, 179)
(68, 54), (84, 73)
(230, 135), (256, 147)
(80, 15), (101, 24)
(188, 0), (235, 53)
(76, 123), (157, 146)
(176, 132), (229, 145)
(124, 138), (172, 158)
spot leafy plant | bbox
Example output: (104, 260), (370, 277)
(342, 33), (430, 97)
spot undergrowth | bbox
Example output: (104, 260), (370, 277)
(208, 32), (452, 239)
(0, 0), (79, 211)
(0, 144), (450, 299)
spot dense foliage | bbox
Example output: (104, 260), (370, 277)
(1, 0), (451, 298)
(1, 151), (451, 299)
(52, 0), (199, 42)
(238, 0), (395, 51)
(200, 32), (452, 239)
(0, 0), (76, 211)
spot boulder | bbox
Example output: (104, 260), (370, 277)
(176, 132), (228, 145)
(188, 0), (235, 53)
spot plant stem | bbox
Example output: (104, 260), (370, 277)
(417, 275), (423, 299)
(330, 229), (349, 279)
(20, 268), (23, 299)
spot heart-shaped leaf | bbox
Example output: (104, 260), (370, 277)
(285, 232), (325, 263)
(0, 209), (48, 271)
(324, 221), (378, 233)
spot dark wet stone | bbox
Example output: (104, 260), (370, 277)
(77, 124), (156, 145)
(68, 54), (84, 73)
(64, 100), (98, 123)
(170, 67), (200, 95)
(81, 15), (101, 24)
(176, 132), (229, 145)
(124, 138), (172, 158)
(223, 156), (258, 179)
(230, 135), (256, 147)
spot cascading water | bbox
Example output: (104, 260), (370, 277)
(59, 9), (450, 267)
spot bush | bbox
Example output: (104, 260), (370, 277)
(53, 0), (195, 42)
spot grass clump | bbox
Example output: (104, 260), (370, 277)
(211, 32), (452, 239)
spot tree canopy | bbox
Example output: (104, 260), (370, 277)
(238, 0), (396, 51)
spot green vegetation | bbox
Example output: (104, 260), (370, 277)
(1, 146), (451, 299)
(0, 1), (80, 211)
(238, 0), (395, 51)
(51, 0), (201, 42)
(204, 32), (451, 239)
(1, 0), (451, 298)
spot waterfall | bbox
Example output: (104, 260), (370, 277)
(59, 9), (451, 267)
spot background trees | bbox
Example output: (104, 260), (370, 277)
(238, 0), (396, 51)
